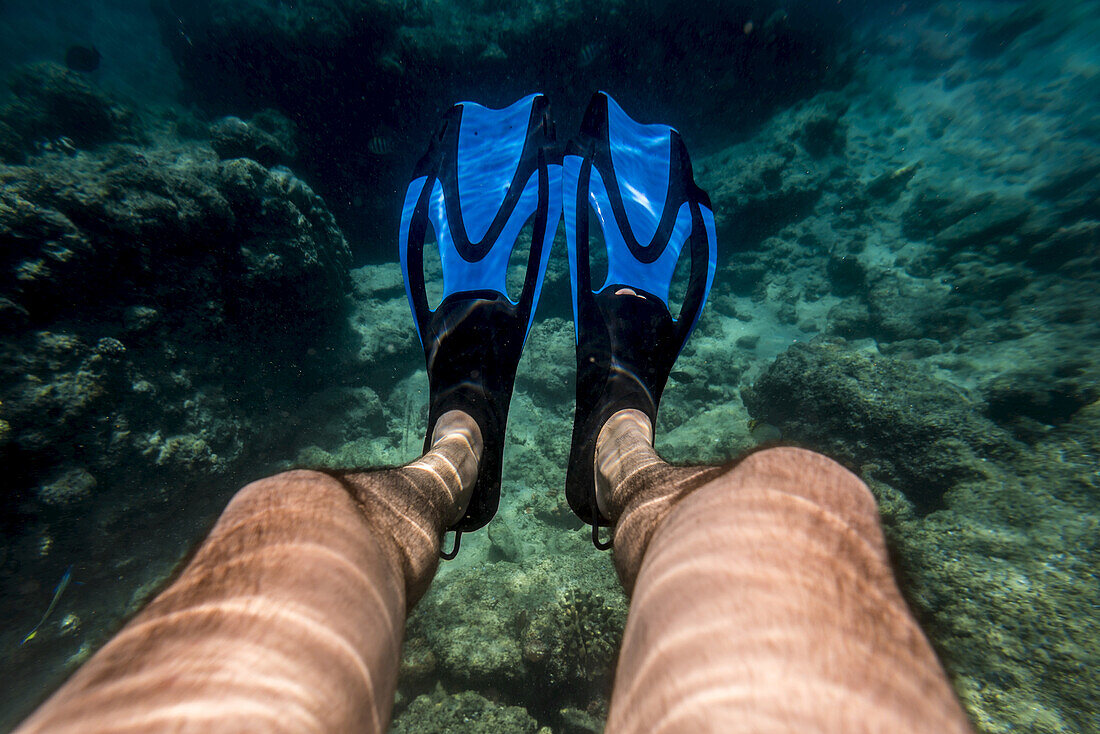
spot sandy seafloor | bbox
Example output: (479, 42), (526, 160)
(0, 1), (1097, 732)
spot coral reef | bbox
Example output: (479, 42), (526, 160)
(0, 83), (353, 504)
(0, 63), (355, 725)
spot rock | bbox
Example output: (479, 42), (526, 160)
(558, 707), (604, 734)
(700, 139), (829, 250)
(0, 119), (21, 163)
(0, 62), (135, 152)
(1029, 156), (1100, 202)
(0, 74), (353, 535)
(743, 341), (1019, 511)
(404, 558), (625, 721)
(523, 587), (626, 698)
(877, 338), (944, 359)
(789, 92), (849, 158)
(0, 142), (349, 329)
(0, 296), (29, 331)
(487, 520), (522, 562)
(1026, 221), (1100, 271)
(930, 196), (1031, 258)
(967, 5), (1045, 57)
(122, 305), (160, 334)
(1028, 154), (1100, 221)
(826, 299), (872, 339)
(948, 261), (1029, 301)
(391, 689), (538, 734)
(983, 368), (1098, 429)
(153, 0), (853, 253)
(902, 188), (994, 241)
(825, 253), (866, 296)
(36, 467), (97, 506)
(513, 317), (574, 400)
(735, 334), (760, 350)
(864, 270), (968, 342)
(209, 110), (297, 167)
(398, 637), (437, 684)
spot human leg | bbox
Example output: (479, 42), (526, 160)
(15, 411), (481, 734)
(597, 410), (973, 734)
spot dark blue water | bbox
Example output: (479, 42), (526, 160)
(0, 1), (1097, 731)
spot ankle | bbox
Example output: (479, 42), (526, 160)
(595, 412), (729, 594)
(341, 411), (482, 605)
(419, 410), (483, 526)
(595, 409), (659, 521)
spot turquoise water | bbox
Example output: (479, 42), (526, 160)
(0, 1), (1097, 731)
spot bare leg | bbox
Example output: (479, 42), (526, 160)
(15, 411), (482, 734)
(597, 409), (973, 734)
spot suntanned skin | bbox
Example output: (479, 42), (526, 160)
(15, 411), (481, 734)
(597, 408), (974, 734)
(18, 402), (973, 734)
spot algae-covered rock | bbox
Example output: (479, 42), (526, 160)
(36, 467), (97, 506)
(209, 110), (297, 167)
(391, 688), (538, 734)
(864, 268), (969, 342)
(0, 71), (352, 521)
(402, 557), (626, 726)
(743, 340), (1021, 511)
(521, 587), (625, 698)
(930, 196), (1031, 259)
(982, 365), (1098, 434)
(698, 135), (830, 250)
(887, 420), (1100, 734)
(0, 62), (136, 153)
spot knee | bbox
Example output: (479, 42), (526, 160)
(727, 446), (880, 524)
(221, 469), (355, 524)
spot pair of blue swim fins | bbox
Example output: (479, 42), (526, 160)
(399, 92), (717, 555)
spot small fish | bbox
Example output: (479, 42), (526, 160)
(578, 42), (602, 68)
(53, 136), (77, 155)
(378, 53), (404, 76)
(176, 17), (194, 48)
(367, 135), (396, 156)
(65, 45), (101, 73)
(748, 419), (783, 443)
(22, 565), (73, 644)
(33, 136), (78, 156)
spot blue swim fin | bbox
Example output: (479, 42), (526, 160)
(399, 93), (561, 555)
(563, 91), (718, 547)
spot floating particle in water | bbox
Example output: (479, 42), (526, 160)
(743, 21), (754, 34)
(65, 44), (101, 72)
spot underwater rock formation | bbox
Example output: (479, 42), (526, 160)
(209, 110), (297, 167)
(391, 688), (539, 734)
(697, 92), (850, 253)
(743, 340), (1021, 512)
(399, 556), (626, 731)
(0, 64), (352, 610)
(151, 0), (853, 250)
(0, 62), (136, 161)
